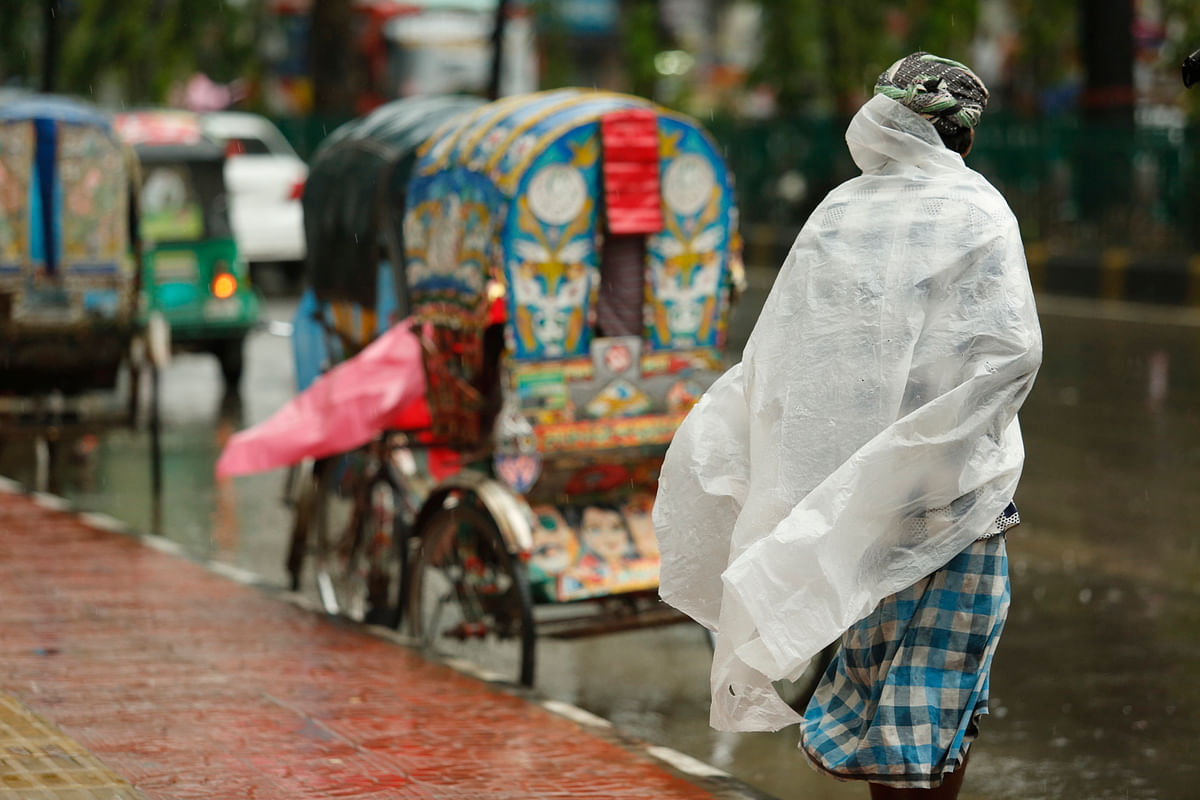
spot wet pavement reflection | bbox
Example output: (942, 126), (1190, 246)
(3, 291), (1199, 800)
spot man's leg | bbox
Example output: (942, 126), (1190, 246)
(867, 752), (969, 799)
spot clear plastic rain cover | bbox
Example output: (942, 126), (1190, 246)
(653, 94), (1042, 732)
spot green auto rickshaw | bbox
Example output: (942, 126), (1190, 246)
(114, 110), (259, 388)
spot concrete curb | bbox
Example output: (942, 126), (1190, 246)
(0, 476), (777, 800)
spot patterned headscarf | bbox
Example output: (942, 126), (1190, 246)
(874, 52), (989, 137)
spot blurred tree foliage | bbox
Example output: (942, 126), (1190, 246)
(621, 0), (666, 98)
(1005, 0), (1077, 110)
(0, 3), (46, 89)
(0, 0), (258, 104)
(751, 0), (979, 114)
(5, 0), (1199, 116)
(746, 0), (1200, 117)
(531, 0), (573, 88)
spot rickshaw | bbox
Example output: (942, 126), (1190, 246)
(285, 88), (744, 687)
(113, 111), (260, 388)
(0, 95), (163, 503)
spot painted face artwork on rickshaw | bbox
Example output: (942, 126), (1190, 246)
(513, 270), (587, 357)
(580, 505), (636, 563)
(530, 505), (577, 576)
(555, 502), (661, 601)
(645, 123), (734, 351)
(528, 499), (663, 602)
(621, 494), (659, 559)
(511, 187), (597, 358)
(503, 127), (604, 360)
(648, 223), (723, 346)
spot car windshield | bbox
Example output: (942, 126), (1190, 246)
(139, 160), (231, 242)
(207, 117), (297, 158)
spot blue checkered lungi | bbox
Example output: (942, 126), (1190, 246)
(799, 534), (1010, 788)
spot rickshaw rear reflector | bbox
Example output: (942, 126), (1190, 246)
(211, 273), (238, 299)
(601, 109), (663, 234)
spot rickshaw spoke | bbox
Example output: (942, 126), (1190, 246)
(316, 572), (340, 616)
(409, 496), (536, 686)
(296, 457), (405, 626)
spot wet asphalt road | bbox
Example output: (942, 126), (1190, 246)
(3, 284), (1199, 800)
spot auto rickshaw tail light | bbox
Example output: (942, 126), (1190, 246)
(211, 272), (238, 299)
(288, 178), (305, 201)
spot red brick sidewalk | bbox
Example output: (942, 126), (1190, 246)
(0, 489), (764, 800)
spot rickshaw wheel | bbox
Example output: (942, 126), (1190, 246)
(285, 459), (318, 592)
(314, 463), (407, 626)
(407, 494), (536, 687)
(292, 458), (406, 626)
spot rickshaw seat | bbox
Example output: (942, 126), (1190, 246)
(381, 395), (432, 431)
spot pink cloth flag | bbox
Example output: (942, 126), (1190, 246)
(216, 321), (428, 478)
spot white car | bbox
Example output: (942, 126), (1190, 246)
(201, 111), (307, 265)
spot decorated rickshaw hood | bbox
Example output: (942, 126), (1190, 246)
(403, 88), (740, 360)
(0, 95), (118, 130)
(653, 94), (1043, 732)
(303, 95), (485, 308)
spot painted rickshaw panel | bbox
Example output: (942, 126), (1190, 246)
(0, 96), (140, 393)
(0, 118), (36, 287)
(297, 95), (485, 373)
(0, 100), (135, 301)
(646, 113), (738, 352)
(402, 167), (502, 320)
(503, 124), (604, 361)
(56, 123), (131, 288)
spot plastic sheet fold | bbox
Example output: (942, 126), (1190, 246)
(654, 95), (1042, 732)
(215, 321), (428, 478)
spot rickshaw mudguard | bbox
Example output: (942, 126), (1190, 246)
(413, 469), (536, 555)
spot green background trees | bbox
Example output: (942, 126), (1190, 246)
(0, 0), (256, 105)
(4, 0), (1199, 119)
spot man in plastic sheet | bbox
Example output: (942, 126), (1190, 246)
(653, 53), (1042, 799)
(1185, 48), (1200, 88)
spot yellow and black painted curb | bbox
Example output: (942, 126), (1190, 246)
(1024, 245), (1200, 306)
(745, 224), (1200, 308)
